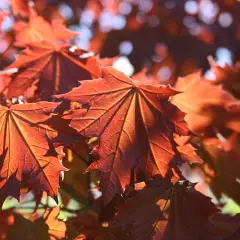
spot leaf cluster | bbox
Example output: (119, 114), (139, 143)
(0, 1), (240, 240)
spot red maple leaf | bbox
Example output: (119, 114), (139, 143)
(0, 102), (67, 206)
(56, 67), (201, 204)
(110, 180), (222, 240)
(5, 41), (102, 100)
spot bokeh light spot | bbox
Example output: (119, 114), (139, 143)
(119, 41), (133, 55)
(157, 66), (172, 82)
(184, 1), (198, 15)
(113, 56), (134, 76)
(218, 12), (233, 28)
(59, 3), (73, 20)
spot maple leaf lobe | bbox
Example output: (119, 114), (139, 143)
(0, 102), (67, 206)
(56, 67), (198, 204)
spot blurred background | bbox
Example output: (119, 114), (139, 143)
(0, 0), (239, 82)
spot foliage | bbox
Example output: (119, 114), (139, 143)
(0, 0), (240, 239)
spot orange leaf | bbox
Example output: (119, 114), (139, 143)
(0, 102), (67, 206)
(14, 10), (78, 47)
(5, 41), (102, 100)
(9, 0), (29, 17)
(56, 67), (199, 204)
(171, 72), (240, 135)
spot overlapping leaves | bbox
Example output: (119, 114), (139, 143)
(0, 102), (66, 206)
(110, 180), (223, 240)
(4, 41), (102, 100)
(56, 67), (201, 204)
(171, 71), (240, 135)
(0, 2), (240, 239)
